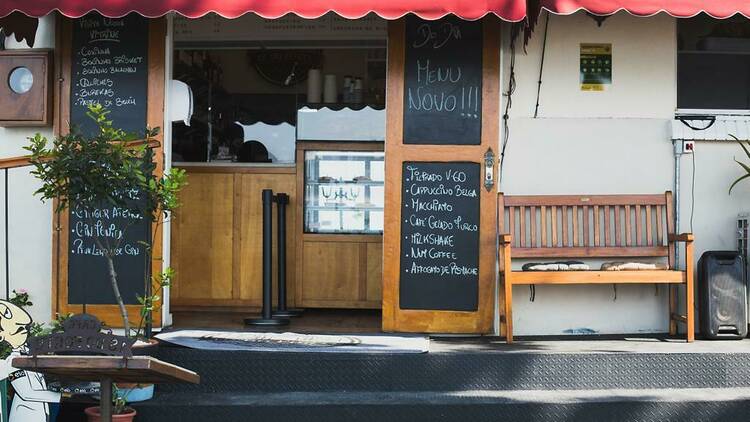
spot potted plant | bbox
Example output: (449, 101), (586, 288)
(26, 104), (187, 407)
(729, 135), (750, 194)
(83, 385), (136, 422)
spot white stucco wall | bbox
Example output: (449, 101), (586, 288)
(501, 12), (681, 335)
(0, 15), (56, 325)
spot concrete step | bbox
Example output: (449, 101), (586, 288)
(133, 388), (750, 422)
(153, 343), (750, 393)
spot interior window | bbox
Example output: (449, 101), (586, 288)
(171, 14), (387, 163)
(677, 15), (750, 111)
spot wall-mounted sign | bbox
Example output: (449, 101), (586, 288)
(174, 14), (387, 42)
(403, 16), (483, 145)
(399, 161), (480, 311)
(580, 43), (612, 91)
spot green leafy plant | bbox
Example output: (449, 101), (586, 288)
(112, 384), (133, 415)
(25, 104), (187, 337)
(729, 134), (750, 194)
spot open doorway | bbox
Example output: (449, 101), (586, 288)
(167, 13), (387, 332)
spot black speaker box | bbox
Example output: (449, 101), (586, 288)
(698, 251), (748, 339)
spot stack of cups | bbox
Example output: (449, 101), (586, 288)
(323, 74), (338, 103)
(306, 69), (322, 103)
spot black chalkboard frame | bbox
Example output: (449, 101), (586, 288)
(55, 15), (166, 328)
(402, 16), (483, 146)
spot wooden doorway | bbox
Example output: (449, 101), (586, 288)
(382, 18), (500, 334)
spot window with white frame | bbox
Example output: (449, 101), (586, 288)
(677, 15), (750, 112)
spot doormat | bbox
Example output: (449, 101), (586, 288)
(155, 330), (429, 354)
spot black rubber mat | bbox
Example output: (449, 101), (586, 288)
(153, 346), (750, 393)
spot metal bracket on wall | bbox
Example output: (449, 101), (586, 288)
(484, 148), (495, 192)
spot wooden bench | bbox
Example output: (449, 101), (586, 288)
(498, 192), (694, 343)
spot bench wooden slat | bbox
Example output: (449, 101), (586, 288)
(519, 205), (526, 248)
(646, 205), (653, 246)
(604, 205), (611, 246)
(573, 206), (579, 247)
(594, 205), (601, 246)
(504, 194), (668, 207)
(562, 205), (568, 247)
(511, 246), (670, 258)
(508, 206), (516, 247)
(656, 205), (664, 246)
(625, 205), (632, 246)
(541, 206), (547, 247)
(585, 206), (592, 246)
(530, 206), (537, 247)
(551, 206), (558, 247)
(636, 205), (643, 246)
(511, 270), (685, 285)
(614, 205), (621, 246)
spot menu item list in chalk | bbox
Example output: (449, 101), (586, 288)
(68, 13), (151, 306)
(399, 162), (480, 311)
(403, 16), (483, 145)
(71, 13), (149, 138)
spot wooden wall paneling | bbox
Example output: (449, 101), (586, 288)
(382, 18), (500, 334)
(171, 173), (234, 301)
(366, 242), (383, 302)
(302, 242), (361, 303)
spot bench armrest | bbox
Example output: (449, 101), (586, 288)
(668, 233), (694, 242)
(499, 234), (512, 244)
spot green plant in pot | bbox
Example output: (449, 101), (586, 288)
(729, 134), (750, 194)
(83, 385), (136, 422)
(26, 104), (187, 414)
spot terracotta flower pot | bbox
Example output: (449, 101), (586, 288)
(84, 406), (137, 422)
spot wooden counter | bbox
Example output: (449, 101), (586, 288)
(170, 163), (297, 310)
(170, 157), (383, 311)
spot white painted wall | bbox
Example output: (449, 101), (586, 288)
(501, 12), (681, 335)
(0, 15), (56, 325)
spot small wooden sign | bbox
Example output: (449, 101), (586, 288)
(28, 314), (135, 357)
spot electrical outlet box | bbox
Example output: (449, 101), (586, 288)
(683, 140), (695, 154)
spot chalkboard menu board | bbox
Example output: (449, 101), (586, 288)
(403, 16), (482, 145)
(71, 14), (149, 137)
(67, 192), (151, 305)
(400, 162), (480, 311)
(68, 14), (150, 305)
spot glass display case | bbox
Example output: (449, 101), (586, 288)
(304, 150), (384, 234)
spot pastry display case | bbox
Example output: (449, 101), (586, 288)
(303, 150), (384, 234)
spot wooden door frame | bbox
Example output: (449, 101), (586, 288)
(381, 18), (500, 333)
(52, 16), (166, 328)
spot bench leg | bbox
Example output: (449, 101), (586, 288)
(669, 285), (677, 336)
(504, 278), (513, 344)
(685, 241), (695, 342)
(501, 243), (513, 344)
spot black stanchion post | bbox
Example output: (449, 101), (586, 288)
(272, 193), (302, 318)
(245, 189), (288, 326)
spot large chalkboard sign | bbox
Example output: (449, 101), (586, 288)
(403, 16), (482, 145)
(71, 14), (149, 137)
(400, 162), (480, 311)
(68, 14), (150, 305)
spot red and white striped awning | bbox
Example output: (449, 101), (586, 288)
(534, 0), (750, 18)
(2, 0), (749, 22)
(0, 0), (526, 21)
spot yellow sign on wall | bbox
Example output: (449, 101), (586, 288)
(580, 43), (612, 91)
